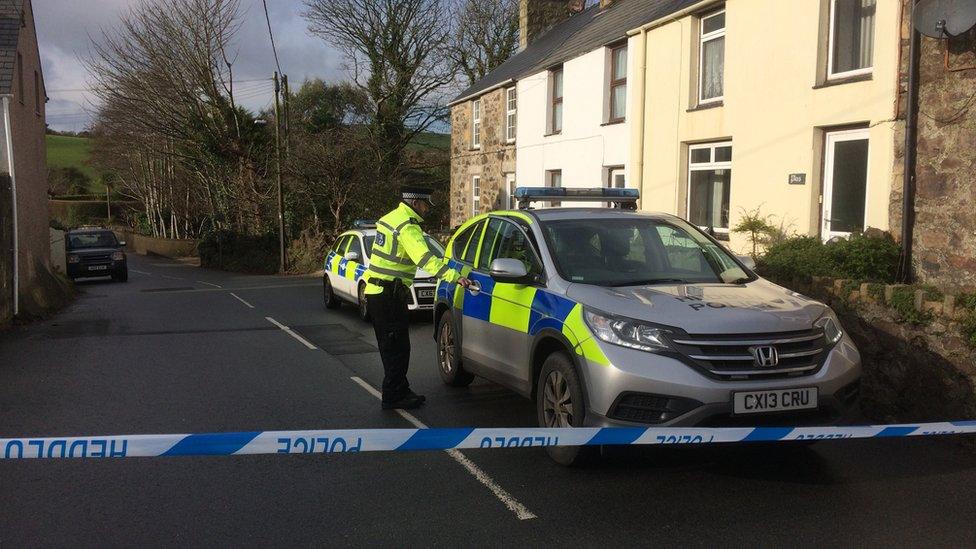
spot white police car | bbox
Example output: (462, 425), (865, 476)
(434, 188), (862, 465)
(323, 221), (445, 321)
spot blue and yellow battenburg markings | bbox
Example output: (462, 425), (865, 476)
(437, 213), (610, 367)
(4, 421), (976, 459)
(326, 251), (367, 283)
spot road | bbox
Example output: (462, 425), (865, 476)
(1, 254), (975, 547)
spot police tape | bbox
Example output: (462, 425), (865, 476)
(3, 421), (976, 460)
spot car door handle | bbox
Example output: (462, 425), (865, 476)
(467, 280), (482, 296)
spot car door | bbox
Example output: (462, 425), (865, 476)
(449, 220), (489, 363)
(467, 217), (544, 388)
(328, 234), (353, 298)
(344, 234), (367, 294)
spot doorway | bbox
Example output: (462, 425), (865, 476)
(822, 128), (870, 240)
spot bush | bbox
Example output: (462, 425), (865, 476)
(757, 232), (900, 284)
(198, 230), (280, 274)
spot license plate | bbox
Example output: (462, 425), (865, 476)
(733, 388), (818, 415)
(417, 288), (435, 298)
(88, 265), (109, 271)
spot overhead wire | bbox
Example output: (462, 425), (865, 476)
(261, 0), (282, 76)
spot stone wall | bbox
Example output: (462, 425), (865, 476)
(519, 0), (577, 49)
(891, 2), (976, 292)
(449, 87), (517, 228)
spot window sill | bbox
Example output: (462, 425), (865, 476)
(469, 146), (482, 152)
(544, 131), (562, 138)
(813, 73), (873, 89)
(601, 119), (625, 127)
(687, 101), (723, 112)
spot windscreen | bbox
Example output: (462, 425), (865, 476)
(542, 218), (750, 287)
(67, 232), (119, 250)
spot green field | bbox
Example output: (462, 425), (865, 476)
(46, 134), (104, 194)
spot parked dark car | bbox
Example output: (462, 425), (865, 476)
(65, 228), (128, 282)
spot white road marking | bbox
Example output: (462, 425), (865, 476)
(129, 269), (152, 275)
(197, 281), (222, 288)
(161, 275), (184, 281)
(349, 376), (538, 521)
(265, 317), (317, 350)
(230, 293), (255, 309)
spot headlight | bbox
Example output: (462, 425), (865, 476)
(111, 251), (125, 261)
(583, 309), (671, 352)
(815, 310), (844, 345)
(68, 254), (80, 264)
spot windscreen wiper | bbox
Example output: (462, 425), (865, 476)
(610, 278), (688, 287)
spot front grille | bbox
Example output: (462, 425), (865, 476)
(82, 253), (112, 264)
(608, 392), (702, 424)
(416, 294), (435, 306)
(669, 328), (828, 380)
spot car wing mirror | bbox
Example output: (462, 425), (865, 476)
(489, 258), (529, 281)
(736, 255), (756, 270)
(344, 251), (360, 262)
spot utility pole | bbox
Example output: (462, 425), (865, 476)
(274, 72), (286, 274)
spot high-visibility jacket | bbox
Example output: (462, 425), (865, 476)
(364, 202), (461, 295)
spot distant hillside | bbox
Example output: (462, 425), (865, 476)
(410, 132), (449, 151)
(47, 135), (105, 194)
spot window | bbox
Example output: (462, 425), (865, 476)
(687, 142), (732, 233)
(698, 10), (725, 104)
(504, 173), (517, 209)
(505, 87), (517, 142)
(471, 98), (482, 148)
(333, 235), (350, 253)
(546, 169), (562, 207)
(828, 0), (875, 79)
(453, 220), (485, 264)
(822, 129), (870, 240)
(609, 44), (627, 122)
(550, 67), (563, 134)
(542, 218), (749, 286)
(34, 71), (40, 114)
(477, 218), (542, 275)
(606, 167), (626, 189)
(472, 175), (481, 215)
(348, 236), (363, 259)
(16, 52), (23, 104)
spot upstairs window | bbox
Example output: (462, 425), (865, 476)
(472, 98), (482, 148)
(828, 0), (876, 79)
(698, 10), (725, 104)
(550, 67), (563, 134)
(609, 44), (627, 123)
(505, 87), (517, 143)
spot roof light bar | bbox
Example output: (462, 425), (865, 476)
(514, 187), (640, 210)
(352, 219), (377, 229)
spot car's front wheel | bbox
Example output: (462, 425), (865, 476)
(436, 310), (474, 387)
(112, 266), (128, 283)
(537, 352), (594, 466)
(323, 275), (341, 309)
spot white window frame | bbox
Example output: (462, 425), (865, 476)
(606, 166), (626, 189)
(472, 175), (481, 215)
(827, 0), (875, 80)
(504, 172), (516, 209)
(686, 141), (733, 234)
(822, 128), (871, 241)
(698, 10), (726, 105)
(472, 98), (482, 149)
(505, 87), (517, 143)
(545, 169), (562, 208)
(549, 67), (564, 134)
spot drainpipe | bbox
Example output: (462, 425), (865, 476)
(899, 0), (921, 284)
(631, 29), (648, 208)
(2, 96), (18, 316)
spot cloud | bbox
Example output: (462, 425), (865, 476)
(36, 0), (344, 131)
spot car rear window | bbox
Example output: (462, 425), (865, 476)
(68, 232), (118, 250)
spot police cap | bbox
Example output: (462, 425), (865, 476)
(401, 185), (435, 207)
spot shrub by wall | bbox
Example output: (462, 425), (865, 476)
(758, 232), (900, 285)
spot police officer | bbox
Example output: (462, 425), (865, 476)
(364, 186), (471, 410)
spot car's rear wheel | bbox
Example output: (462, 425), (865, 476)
(323, 275), (341, 309)
(436, 310), (474, 387)
(357, 282), (371, 322)
(537, 352), (594, 466)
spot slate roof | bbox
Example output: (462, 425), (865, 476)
(450, 0), (700, 105)
(0, 0), (24, 95)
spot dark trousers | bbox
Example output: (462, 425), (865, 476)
(367, 281), (412, 403)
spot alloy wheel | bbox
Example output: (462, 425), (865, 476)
(542, 371), (574, 427)
(438, 320), (455, 375)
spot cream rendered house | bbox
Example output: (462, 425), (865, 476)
(627, 0), (900, 250)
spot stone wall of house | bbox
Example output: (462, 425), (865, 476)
(891, 2), (976, 292)
(449, 87), (516, 228)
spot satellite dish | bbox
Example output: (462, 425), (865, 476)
(913, 0), (976, 38)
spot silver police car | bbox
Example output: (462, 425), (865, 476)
(433, 188), (861, 464)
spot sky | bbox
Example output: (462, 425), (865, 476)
(35, 0), (345, 132)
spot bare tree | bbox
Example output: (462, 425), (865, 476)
(449, 0), (520, 87)
(302, 0), (456, 187)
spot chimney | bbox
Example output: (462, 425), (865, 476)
(519, 0), (579, 50)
